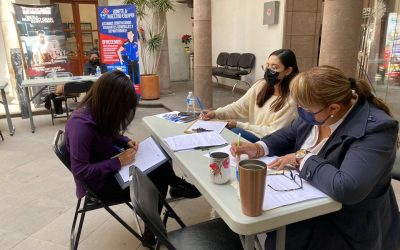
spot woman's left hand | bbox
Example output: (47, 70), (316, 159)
(225, 119), (237, 128)
(127, 140), (139, 151)
(268, 153), (298, 171)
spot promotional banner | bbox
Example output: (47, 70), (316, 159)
(98, 5), (140, 92)
(13, 4), (69, 78)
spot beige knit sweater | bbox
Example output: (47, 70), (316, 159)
(215, 79), (298, 138)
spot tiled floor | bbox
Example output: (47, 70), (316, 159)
(1, 81), (399, 250)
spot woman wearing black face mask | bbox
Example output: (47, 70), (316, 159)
(231, 65), (399, 250)
(202, 49), (299, 142)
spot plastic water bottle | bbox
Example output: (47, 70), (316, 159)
(186, 91), (195, 115)
(95, 66), (101, 77)
(52, 68), (57, 79)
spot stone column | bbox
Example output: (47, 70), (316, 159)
(157, 12), (172, 95)
(193, 0), (212, 109)
(319, 0), (363, 77)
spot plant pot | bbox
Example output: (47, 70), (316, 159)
(184, 46), (191, 53)
(140, 74), (160, 100)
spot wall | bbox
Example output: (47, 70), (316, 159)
(284, 0), (322, 71)
(166, 3), (193, 81)
(211, 0), (286, 87)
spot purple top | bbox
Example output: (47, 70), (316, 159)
(65, 107), (130, 198)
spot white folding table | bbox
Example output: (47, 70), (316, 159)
(0, 80), (15, 136)
(21, 75), (98, 132)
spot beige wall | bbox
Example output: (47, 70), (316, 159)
(284, 0), (323, 71)
(211, 0), (286, 86)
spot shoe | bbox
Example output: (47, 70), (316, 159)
(169, 177), (201, 199)
(142, 227), (156, 248)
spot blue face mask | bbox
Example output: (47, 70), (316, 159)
(297, 106), (330, 125)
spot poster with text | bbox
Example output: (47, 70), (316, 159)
(13, 4), (69, 78)
(98, 5), (140, 92)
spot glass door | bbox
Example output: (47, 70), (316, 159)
(52, 0), (98, 76)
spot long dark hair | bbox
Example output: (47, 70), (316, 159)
(79, 70), (138, 137)
(256, 49), (299, 111)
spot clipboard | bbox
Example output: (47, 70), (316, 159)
(114, 137), (169, 189)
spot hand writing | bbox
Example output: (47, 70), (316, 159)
(127, 140), (139, 151)
(225, 119), (237, 128)
(201, 110), (215, 120)
(230, 142), (259, 159)
(118, 148), (136, 166)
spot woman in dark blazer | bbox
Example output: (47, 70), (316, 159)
(231, 65), (400, 250)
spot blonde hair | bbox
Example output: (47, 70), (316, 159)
(290, 65), (392, 117)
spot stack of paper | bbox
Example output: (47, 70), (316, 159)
(164, 131), (227, 151)
(115, 137), (168, 189)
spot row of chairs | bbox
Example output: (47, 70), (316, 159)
(53, 130), (243, 250)
(212, 52), (256, 96)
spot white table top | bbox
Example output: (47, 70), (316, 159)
(21, 75), (99, 87)
(143, 116), (342, 235)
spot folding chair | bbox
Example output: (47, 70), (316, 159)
(130, 167), (243, 250)
(50, 81), (94, 125)
(52, 130), (143, 250)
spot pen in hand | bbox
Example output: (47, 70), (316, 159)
(196, 96), (205, 117)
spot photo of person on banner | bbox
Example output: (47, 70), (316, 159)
(32, 30), (57, 66)
(117, 29), (139, 84)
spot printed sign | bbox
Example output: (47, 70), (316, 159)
(98, 5), (140, 89)
(13, 4), (69, 78)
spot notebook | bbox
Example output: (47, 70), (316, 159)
(115, 137), (169, 189)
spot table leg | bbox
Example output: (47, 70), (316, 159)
(243, 235), (255, 250)
(24, 87), (35, 133)
(1, 89), (15, 135)
(276, 226), (286, 250)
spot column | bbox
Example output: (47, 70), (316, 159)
(319, 0), (363, 77)
(193, 0), (212, 109)
(157, 12), (172, 95)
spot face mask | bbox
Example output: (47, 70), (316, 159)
(297, 107), (330, 125)
(264, 69), (281, 86)
(90, 59), (100, 65)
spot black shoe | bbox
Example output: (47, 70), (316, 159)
(142, 227), (156, 248)
(169, 177), (201, 199)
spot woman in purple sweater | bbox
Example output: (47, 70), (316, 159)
(65, 70), (200, 247)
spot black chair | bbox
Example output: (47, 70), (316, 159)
(212, 52), (230, 84)
(52, 130), (143, 250)
(0, 127), (3, 141)
(130, 167), (243, 250)
(50, 81), (94, 125)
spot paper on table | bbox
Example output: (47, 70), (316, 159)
(263, 175), (328, 210)
(164, 131), (227, 151)
(154, 111), (196, 124)
(186, 120), (227, 134)
(118, 137), (168, 183)
(203, 144), (280, 174)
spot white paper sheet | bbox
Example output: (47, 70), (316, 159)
(263, 175), (328, 210)
(118, 137), (168, 182)
(187, 120), (227, 134)
(164, 131), (227, 151)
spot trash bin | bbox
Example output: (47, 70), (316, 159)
(189, 53), (194, 81)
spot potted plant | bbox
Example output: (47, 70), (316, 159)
(125, 0), (174, 100)
(181, 34), (192, 53)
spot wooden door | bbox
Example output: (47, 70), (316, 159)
(51, 0), (99, 76)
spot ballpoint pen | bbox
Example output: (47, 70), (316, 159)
(236, 133), (241, 181)
(196, 96), (205, 114)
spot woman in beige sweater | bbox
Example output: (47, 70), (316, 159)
(202, 49), (299, 142)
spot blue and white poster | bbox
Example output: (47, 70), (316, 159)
(98, 5), (140, 91)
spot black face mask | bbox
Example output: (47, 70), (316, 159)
(90, 59), (100, 65)
(264, 69), (281, 86)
